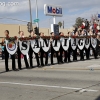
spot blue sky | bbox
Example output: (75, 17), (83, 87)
(0, 0), (100, 28)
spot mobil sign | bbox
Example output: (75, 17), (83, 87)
(44, 4), (63, 17)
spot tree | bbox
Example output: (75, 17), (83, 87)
(58, 21), (62, 28)
(73, 17), (84, 28)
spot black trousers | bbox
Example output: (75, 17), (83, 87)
(80, 49), (84, 60)
(68, 45), (71, 62)
(59, 46), (64, 63)
(64, 51), (68, 62)
(29, 47), (40, 67)
(73, 49), (77, 61)
(51, 46), (59, 64)
(2, 51), (5, 60)
(85, 47), (90, 59)
(17, 46), (29, 69)
(4, 47), (16, 71)
(40, 48), (48, 66)
(92, 47), (98, 59)
(29, 47), (33, 67)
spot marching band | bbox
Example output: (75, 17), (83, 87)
(1, 27), (100, 72)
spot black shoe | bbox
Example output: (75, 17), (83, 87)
(37, 64), (40, 67)
(73, 60), (77, 62)
(41, 64), (44, 67)
(68, 60), (72, 63)
(60, 61), (64, 64)
(80, 59), (84, 61)
(45, 63), (48, 66)
(13, 69), (19, 71)
(19, 68), (22, 70)
(86, 58), (91, 60)
(6, 69), (9, 72)
(51, 63), (54, 65)
(30, 66), (34, 68)
(26, 67), (30, 69)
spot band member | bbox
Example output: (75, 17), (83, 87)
(73, 31), (78, 61)
(78, 29), (85, 61)
(96, 31), (100, 56)
(67, 32), (72, 62)
(2, 30), (18, 72)
(17, 31), (30, 70)
(50, 32), (60, 64)
(84, 30), (90, 60)
(29, 30), (40, 67)
(89, 29), (98, 59)
(59, 32), (64, 63)
(39, 32), (48, 66)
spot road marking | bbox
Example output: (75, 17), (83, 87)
(0, 82), (98, 92)
(87, 64), (100, 68)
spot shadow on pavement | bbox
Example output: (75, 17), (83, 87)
(0, 70), (12, 74)
(95, 96), (100, 100)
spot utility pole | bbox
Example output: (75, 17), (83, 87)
(29, 0), (33, 31)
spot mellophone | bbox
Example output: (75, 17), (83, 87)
(4, 35), (97, 55)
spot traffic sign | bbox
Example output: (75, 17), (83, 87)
(34, 19), (39, 22)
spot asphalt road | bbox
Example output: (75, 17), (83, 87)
(0, 57), (100, 100)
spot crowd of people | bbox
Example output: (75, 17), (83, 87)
(1, 18), (100, 72)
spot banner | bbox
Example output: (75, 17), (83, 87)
(5, 36), (97, 54)
(6, 40), (17, 55)
(71, 38), (78, 50)
(85, 38), (90, 49)
(78, 38), (85, 50)
(31, 39), (40, 53)
(61, 37), (69, 51)
(52, 40), (60, 51)
(19, 40), (30, 55)
(91, 37), (97, 48)
(40, 38), (50, 52)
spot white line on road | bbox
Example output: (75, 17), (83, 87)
(0, 82), (98, 92)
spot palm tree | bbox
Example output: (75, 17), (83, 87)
(58, 21), (62, 28)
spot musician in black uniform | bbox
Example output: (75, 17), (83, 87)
(59, 32), (65, 63)
(50, 32), (60, 65)
(67, 32), (72, 62)
(84, 30), (90, 60)
(96, 31), (100, 56)
(2, 30), (18, 72)
(89, 29), (98, 59)
(39, 32), (48, 66)
(72, 31), (78, 61)
(17, 31), (30, 70)
(78, 29), (85, 61)
(29, 30), (40, 67)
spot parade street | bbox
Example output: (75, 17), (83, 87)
(0, 57), (100, 100)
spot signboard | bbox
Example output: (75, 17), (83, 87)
(51, 24), (59, 35)
(98, 14), (100, 18)
(44, 4), (62, 17)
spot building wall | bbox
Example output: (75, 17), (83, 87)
(0, 23), (74, 42)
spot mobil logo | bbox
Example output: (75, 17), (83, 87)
(47, 6), (62, 14)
